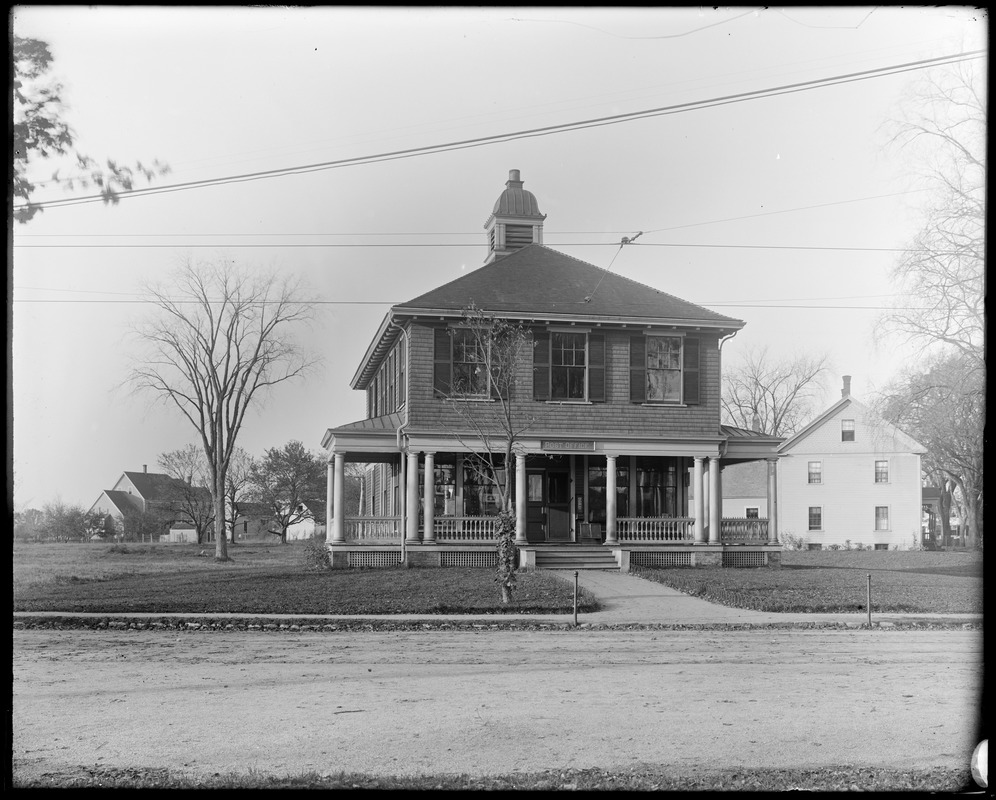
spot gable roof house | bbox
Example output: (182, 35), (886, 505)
(285, 500), (328, 542)
(774, 376), (926, 550)
(321, 170), (783, 570)
(88, 465), (214, 542)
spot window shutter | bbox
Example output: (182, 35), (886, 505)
(588, 333), (605, 402)
(629, 336), (646, 403)
(533, 329), (550, 400)
(433, 327), (452, 396)
(683, 336), (700, 405)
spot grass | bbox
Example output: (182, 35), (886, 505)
(12, 541), (598, 615)
(12, 542), (983, 615)
(633, 548), (983, 614)
(12, 763), (977, 791)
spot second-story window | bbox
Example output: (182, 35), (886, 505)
(551, 332), (587, 400)
(434, 326), (493, 398)
(646, 336), (682, 402)
(874, 460), (889, 483)
(533, 329), (605, 402)
(808, 461), (823, 484)
(452, 329), (490, 397)
(629, 334), (700, 404)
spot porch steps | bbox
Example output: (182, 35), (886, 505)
(533, 547), (619, 571)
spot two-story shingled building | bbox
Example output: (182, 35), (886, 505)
(321, 170), (783, 570)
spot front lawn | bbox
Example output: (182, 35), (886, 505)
(12, 542), (597, 615)
(633, 549), (983, 613)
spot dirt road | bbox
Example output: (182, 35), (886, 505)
(12, 627), (984, 783)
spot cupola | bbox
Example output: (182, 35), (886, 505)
(483, 169), (547, 263)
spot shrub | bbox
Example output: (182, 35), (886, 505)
(303, 537), (331, 571)
(781, 532), (806, 550)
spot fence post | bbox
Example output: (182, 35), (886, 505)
(867, 573), (872, 628)
(573, 570), (579, 627)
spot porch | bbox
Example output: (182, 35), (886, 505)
(328, 514), (781, 570)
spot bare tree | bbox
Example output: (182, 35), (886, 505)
(130, 258), (316, 561)
(444, 305), (532, 603)
(878, 354), (983, 549)
(721, 347), (831, 437)
(158, 445), (216, 545)
(224, 447), (256, 545)
(877, 61), (985, 373)
(250, 440), (326, 544)
(344, 463), (367, 515)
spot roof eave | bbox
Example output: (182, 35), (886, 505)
(390, 305), (744, 331)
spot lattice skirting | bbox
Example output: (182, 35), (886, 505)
(722, 551), (768, 568)
(440, 550), (498, 568)
(347, 551), (403, 568)
(630, 551), (692, 568)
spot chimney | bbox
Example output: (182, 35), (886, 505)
(842, 376), (851, 398)
(143, 464), (148, 473)
(751, 413), (761, 433)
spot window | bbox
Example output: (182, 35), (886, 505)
(635, 457), (677, 517)
(629, 335), (700, 404)
(452, 329), (490, 396)
(646, 336), (682, 402)
(419, 458), (456, 517)
(587, 462), (629, 524)
(808, 506), (823, 531)
(551, 332), (587, 400)
(874, 543), (889, 551)
(874, 460), (889, 483)
(808, 461), (822, 484)
(875, 506), (890, 531)
(435, 327), (494, 398)
(533, 330), (605, 402)
(463, 457), (505, 516)
(841, 419), (855, 441)
(807, 543), (823, 551)
(745, 507), (759, 519)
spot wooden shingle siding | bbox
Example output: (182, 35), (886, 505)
(407, 322), (720, 438)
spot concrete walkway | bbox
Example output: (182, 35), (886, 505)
(569, 569), (981, 627)
(12, 570), (981, 628)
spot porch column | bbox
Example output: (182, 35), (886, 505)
(605, 454), (618, 545)
(325, 460), (335, 543)
(708, 457), (721, 545)
(693, 457), (706, 544)
(515, 453), (528, 543)
(766, 458), (779, 544)
(423, 451), (436, 543)
(331, 453), (345, 544)
(406, 451), (420, 543)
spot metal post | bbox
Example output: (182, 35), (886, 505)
(867, 573), (872, 628)
(573, 570), (579, 627)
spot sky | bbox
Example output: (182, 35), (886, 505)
(10, 6), (987, 511)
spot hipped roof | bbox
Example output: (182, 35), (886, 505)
(353, 245), (743, 389)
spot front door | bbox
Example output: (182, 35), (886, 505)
(526, 469), (572, 541)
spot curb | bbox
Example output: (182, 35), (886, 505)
(12, 616), (981, 633)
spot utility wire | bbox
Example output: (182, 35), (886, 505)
(14, 49), (983, 214)
(10, 241), (960, 254)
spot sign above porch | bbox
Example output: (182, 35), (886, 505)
(541, 440), (596, 452)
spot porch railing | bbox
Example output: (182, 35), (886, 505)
(720, 518), (769, 542)
(618, 517), (695, 542)
(434, 516), (497, 541)
(344, 516), (402, 542)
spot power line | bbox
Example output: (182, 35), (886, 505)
(9, 240), (957, 254)
(9, 295), (919, 311)
(14, 49), (983, 214)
